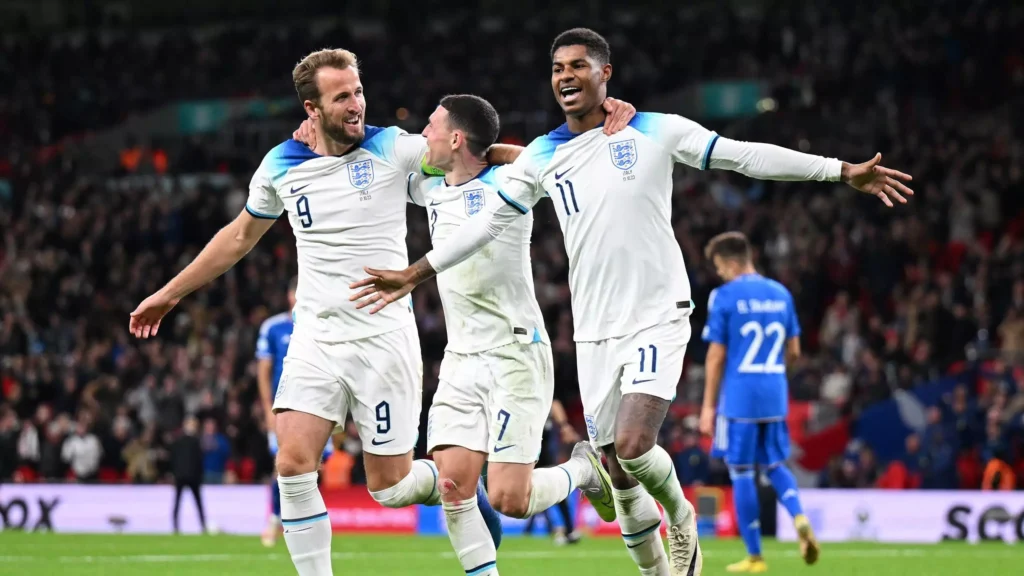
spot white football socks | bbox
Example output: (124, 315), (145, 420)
(524, 465), (577, 518)
(619, 445), (694, 527)
(614, 484), (670, 576)
(444, 495), (499, 575)
(279, 471), (333, 576)
(370, 459), (441, 508)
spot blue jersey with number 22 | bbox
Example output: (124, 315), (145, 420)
(702, 274), (800, 421)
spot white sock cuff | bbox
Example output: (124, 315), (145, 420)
(617, 444), (669, 474)
(442, 495), (478, 513)
(612, 483), (647, 501)
(370, 472), (416, 508)
(413, 459), (440, 505)
(278, 471), (319, 498)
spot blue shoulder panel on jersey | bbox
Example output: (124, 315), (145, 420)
(359, 125), (395, 162)
(476, 165), (500, 188)
(525, 132), (563, 171)
(627, 112), (661, 137)
(267, 139), (321, 183)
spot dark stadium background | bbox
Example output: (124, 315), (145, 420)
(0, 0), (1022, 543)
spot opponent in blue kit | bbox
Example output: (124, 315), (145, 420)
(256, 277), (334, 547)
(699, 232), (819, 572)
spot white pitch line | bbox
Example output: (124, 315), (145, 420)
(0, 547), (1019, 564)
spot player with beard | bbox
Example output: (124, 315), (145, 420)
(347, 28), (913, 576)
(130, 49), (523, 576)
(132, 47), (636, 576)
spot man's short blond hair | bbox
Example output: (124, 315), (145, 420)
(292, 48), (360, 105)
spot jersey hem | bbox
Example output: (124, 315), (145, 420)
(294, 315), (416, 344)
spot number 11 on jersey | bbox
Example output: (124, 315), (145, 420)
(556, 179), (579, 216)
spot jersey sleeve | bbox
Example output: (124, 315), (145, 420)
(424, 145), (545, 273)
(701, 288), (728, 345)
(392, 131), (430, 176)
(634, 112), (720, 170)
(406, 173), (428, 206)
(495, 146), (547, 214)
(245, 161), (284, 220)
(255, 319), (274, 360)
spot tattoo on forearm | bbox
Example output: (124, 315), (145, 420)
(411, 258), (437, 284)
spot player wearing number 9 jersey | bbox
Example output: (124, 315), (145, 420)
(699, 232), (819, 573)
(130, 49), (523, 576)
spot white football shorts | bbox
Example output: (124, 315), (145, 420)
(273, 324), (423, 456)
(576, 319), (691, 448)
(427, 341), (554, 464)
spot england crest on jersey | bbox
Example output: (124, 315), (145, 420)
(463, 189), (485, 216)
(347, 159), (374, 189)
(609, 139), (637, 170)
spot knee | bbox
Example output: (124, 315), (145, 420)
(433, 466), (477, 503)
(275, 447), (319, 478)
(488, 485), (530, 519)
(614, 433), (654, 462)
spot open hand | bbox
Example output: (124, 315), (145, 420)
(350, 267), (417, 315)
(841, 153), (914, 207)
(129, 291), (179, 338)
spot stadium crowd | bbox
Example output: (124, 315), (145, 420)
(1, 0), (1022, 489)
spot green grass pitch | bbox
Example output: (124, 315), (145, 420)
(0, 533), (1017, 575)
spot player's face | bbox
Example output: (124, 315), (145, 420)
(551, 45), (611, 117)
(310, 66), (365, 146)
(422, 106), (455, 170)
(288, 289), (297, 309)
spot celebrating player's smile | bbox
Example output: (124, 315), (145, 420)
(351, 27), (913, 576)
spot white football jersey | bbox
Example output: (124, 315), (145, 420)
(246, 126), (427, 343)
(409, 165), (548, 354)
(493, 113), (721, 341)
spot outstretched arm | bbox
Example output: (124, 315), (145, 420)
(349, 200), (525, 314)
(657, 114), (914, 207)
(710, 139), (914, 207)
(130, 210), (275, 338)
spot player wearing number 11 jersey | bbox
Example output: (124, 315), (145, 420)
(349, 28), (912, 576)
(699, 232), (819, 573)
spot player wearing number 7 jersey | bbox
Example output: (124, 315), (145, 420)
(348, 28), (913, 576)
(699, 232), (819, 573)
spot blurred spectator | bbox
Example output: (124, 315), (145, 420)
(200, 418), (230, 484)
(61, 416), (102, 481)
(673, 427), (710, 487)
(123, 426), (160, 483)
(0, 406), (18, 479)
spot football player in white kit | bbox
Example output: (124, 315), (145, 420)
(128, 48), (527, 576)
(407, 94), (618, 576)
(349, 29), (914, 576)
